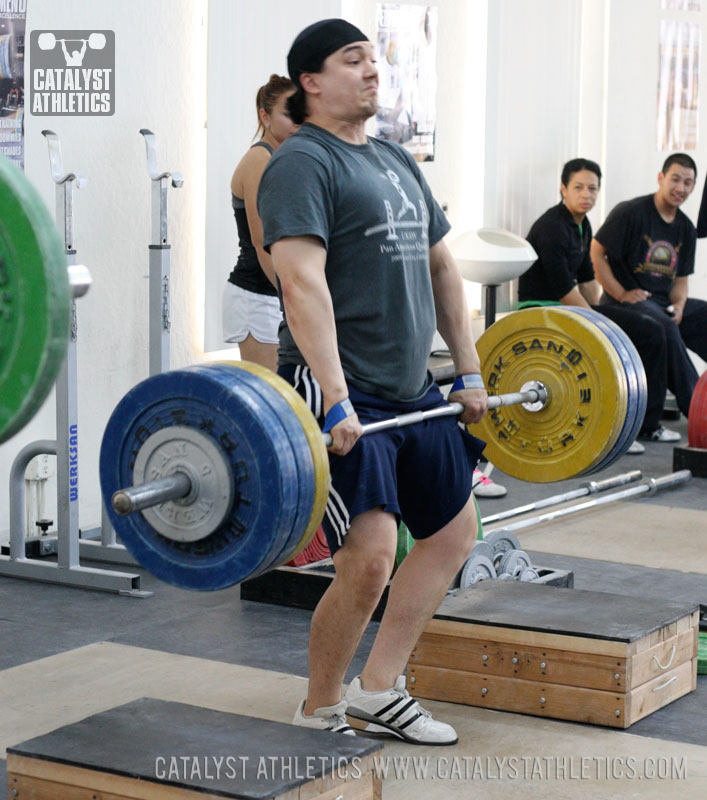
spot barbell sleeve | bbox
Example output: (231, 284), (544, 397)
(112, 472), (192, 515)
(322, 385), (548, 447)
(480, 469), (643, 526)
(483, 470), (692, 538)
(113, 385), (549, 514)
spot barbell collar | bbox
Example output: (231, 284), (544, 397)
(112, 472), (192, 515)
(322, 385), (547, 447)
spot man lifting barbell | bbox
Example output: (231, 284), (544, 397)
(37, 32), (106, 68)
(257, 19), (488, 745)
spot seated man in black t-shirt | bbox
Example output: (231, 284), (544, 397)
(519, 158), (676, 446)
(591, 153), (707, 429)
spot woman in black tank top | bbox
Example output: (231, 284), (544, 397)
(223, 74), (299, 371)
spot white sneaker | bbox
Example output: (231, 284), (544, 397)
(640, 426), (681, 443)
(344, 675), (458, 745)
(292, 699), (356, 735)
(627, 440), (645, 454)
(472, 468), (507, 498)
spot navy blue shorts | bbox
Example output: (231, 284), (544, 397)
(278, 365), (486, 556)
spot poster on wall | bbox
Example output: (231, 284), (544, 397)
(0, 0), (26, 168)
(660, 1), (702, 11)
(657, 19), (701, 150)
(375, 3), (437, 162)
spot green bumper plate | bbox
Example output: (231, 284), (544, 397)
(698, 631), (707, 675)
(0, 154), (69, 443)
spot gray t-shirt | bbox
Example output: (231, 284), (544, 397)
(258, 123), (451, 402)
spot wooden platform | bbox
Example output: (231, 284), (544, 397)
(408, 581), (699, 728)
(7, 698), (383, 799)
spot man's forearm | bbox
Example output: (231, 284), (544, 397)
(669, 280), (688, 309)
(561, 285), (592, 308)
(280, 277), (349, 407)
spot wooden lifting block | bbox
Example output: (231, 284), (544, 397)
(408, 582), (698, 729)
(7, 698), (383, 800)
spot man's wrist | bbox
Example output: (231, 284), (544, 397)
(322, 397), (355, 433)
(451, 373), (485, 392)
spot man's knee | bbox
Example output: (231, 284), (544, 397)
(334, 539), (396, 604)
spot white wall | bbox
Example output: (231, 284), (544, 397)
(0, 0), (210, 535)
(204, 0), (343, 353)
(484, 0), (584, 236)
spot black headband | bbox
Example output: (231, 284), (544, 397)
(287, 18), (369, 87)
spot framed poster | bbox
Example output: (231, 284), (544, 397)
(375, 3), (437, 161)
(0, 0), (26, 167)
(657, 19), (701, 150)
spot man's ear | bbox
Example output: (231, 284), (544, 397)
(300, 72), (321, 96)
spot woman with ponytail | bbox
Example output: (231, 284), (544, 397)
(222, 74), (299, 370)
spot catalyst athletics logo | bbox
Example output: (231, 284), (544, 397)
(29, 30), (114, 115)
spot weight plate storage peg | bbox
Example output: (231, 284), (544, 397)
(100, 364), (316, 591)
(473, 307), (629, 481)
(0, 154), (71, 444)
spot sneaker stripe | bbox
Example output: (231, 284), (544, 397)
(398, 712), (424, 731)
(374, 696), (409, 717)
(387, 698), (418, 723)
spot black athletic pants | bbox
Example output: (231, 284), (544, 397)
(590, 303), (667, 434)
(599, 296), (707, 422)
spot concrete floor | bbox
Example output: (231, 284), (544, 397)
(1, 415), (705, 798)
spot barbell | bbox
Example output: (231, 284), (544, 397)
(99, 306), (648, 590)
(37, 32), (106, 51)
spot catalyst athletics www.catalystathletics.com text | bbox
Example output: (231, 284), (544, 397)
(153, 754), (689, 783)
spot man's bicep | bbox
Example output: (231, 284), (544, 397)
(270, 236), (328, 283)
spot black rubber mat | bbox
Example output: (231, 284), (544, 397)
(7, 698), (381, 798)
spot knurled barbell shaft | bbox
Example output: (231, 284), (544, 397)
(112, 386), (547, 516)
(322, 385), (548, 446)
(112, 472), (191, 516)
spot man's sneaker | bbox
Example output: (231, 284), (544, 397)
(627, 440), (646, 454)
(639, 426), (681, 443)
(344, 675), (458, 745)
(292, 699), (356, 735)
(472, 468), (507, 498)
